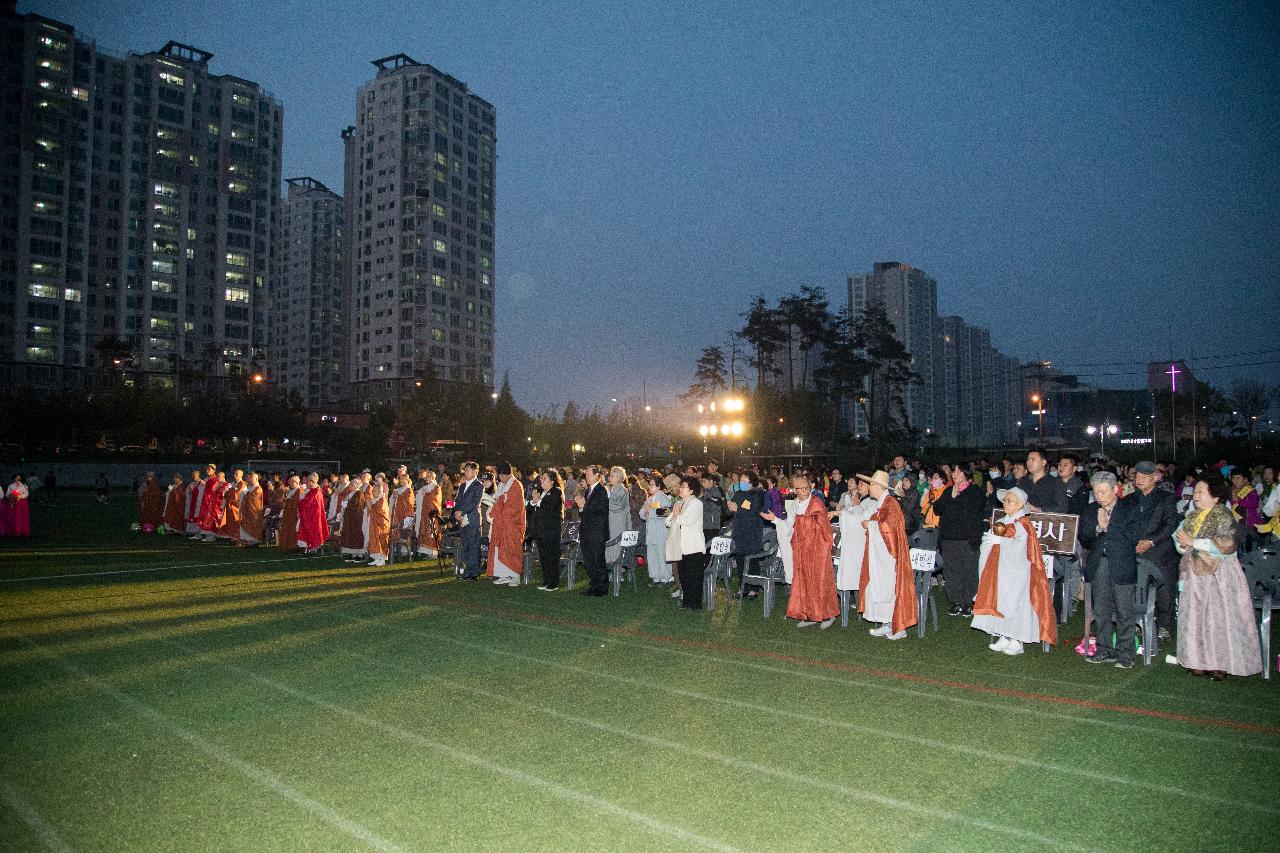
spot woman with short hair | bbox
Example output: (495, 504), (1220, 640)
(668, 477), (706, 609)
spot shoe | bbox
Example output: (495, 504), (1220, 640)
(1086, 650), (1117, 665)
(670, 588), (682, 598)
(885, 630), (907, 641)
(1209, 670), (1227, 682)
(960, 607), (973, 617)
(796, 620), (816, 628)
(989, 636), (1011, 652)
(818, 618), (835, 630)
(538, 585), (558, 592)
(1114, 658), (1135, 670)
(1157, 628), (1172, 643)
(947, 604), (964, 616)
(1002, 640), (1025, 656)
(869, 624), (892, 637)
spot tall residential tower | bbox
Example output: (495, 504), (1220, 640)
(344, 53), (495, 405)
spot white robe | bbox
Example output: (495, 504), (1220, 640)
(971, 511), (1043, 643)
(774, 497), (809, 584)
(836, 495), (872, 591)
(187, 481), (205, 534)
(862, 495), (898, 623)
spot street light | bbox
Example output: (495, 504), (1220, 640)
(1086, 421), (1120, 455)
(1030, 394), (1045, 438)
(792, 435), (805, 463)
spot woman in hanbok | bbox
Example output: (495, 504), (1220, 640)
(5, 474), (31, 537)
(971, 486), (1057, 655)
(638, 474), (673, 584)
(1174, 473), (1262, 680)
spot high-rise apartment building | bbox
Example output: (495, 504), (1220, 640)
(848, 261), (939, 434)
(278, 176), (344, 407)
(345, 53), (495, 405)
(848, 261), (1021, 445)
(0, 5), (282, 394)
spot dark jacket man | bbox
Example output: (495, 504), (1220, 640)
(1078, 492), (1144, 585)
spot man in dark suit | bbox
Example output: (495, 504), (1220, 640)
(574, 464), (609, 596)
(1125, 460), (1179, 642)
(453, 461), (484, 578)
(1079, 470), (1144, 668)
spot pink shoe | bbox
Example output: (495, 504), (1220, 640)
(1074, 636), (1097, 656)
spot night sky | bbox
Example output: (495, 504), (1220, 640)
(30, 1), (1280, 412)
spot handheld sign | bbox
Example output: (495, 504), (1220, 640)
(620, 530), (639, 547)
(909, 548), (937, 573)
(989, 511), (1079, 556)
(710, 536), (733, 556)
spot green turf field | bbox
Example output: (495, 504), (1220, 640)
(2, 495), (1278, 851)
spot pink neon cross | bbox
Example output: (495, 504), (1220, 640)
(1166, 363), (1180, 393)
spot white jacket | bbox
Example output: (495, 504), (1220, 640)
(666, 496), (706, 556)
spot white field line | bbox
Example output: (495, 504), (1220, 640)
(349, 620), (1276, 817)
(0, 777), (74, 852)
(381, 601), (1280, 754)
(93, 615), (741, 853)
(12, 633), (404, 852)
(338, 646), (1087, 851)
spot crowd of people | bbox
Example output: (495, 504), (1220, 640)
(14, 449), (1277, 681)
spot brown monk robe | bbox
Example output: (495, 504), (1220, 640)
(162, 475), (186, 533)
(277, 478), (301, 551)
(389, 477), (416, 553)
(138, 474), (164, 532)
(340, 479), (370, 558)
(415, 476), (443, 556)
(238, 475), (265, 546)
(218, 472), (246, 541)
(365, 481), (391, 566)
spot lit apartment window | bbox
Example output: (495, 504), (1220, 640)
(433, 203), (446, 218)
(433, 239), (446, 253)
(225, 252), (249, 267)
(153, 182), (178, 198)
(159, 71), (185, 87)
(224, 287), (250, 303)
(151, 280), (174, 293)
(63, 288), (82, 302)
(26, 347), (56, 362)
(28, 283), (59, 299)
(227, 180), (249, 193)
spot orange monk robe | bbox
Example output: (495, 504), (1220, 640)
(278, 487), (300, 551)
(486, 479), (527, 580)
(784, 496), (839, 622)
(238, 484), (265, 545)
(139, 480), (164, 530)
(218, 480), (246, 540)
(365, 489), (390, 558)
(973, 516), (1057, 644)
(415, 483), (442, 554)
(163, 483), (186, 532)
(389, 485), (416, 545)
(857, 494), (919, 635)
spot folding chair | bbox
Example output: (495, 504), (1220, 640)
(909, 528), (942, 638)
(740, 544), (785, 617)
(1134, 560), (1160, 666)
(561, 521), (583, 590)
(1242, 548), (1280, 680)
(607, 531), (639, 597)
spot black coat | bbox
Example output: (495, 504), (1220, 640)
(531, 487), (563, 541)
(578, 481), (609, 543)
(729, 488), (767, 555)
(931, 484), (986, 543)
(1123, 487), (1178, 570)
(1079, 498), (1144, 585)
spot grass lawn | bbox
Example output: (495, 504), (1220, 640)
(2, 494), (1278, 852)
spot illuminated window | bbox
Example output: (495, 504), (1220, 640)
(150, 317), (175, 333)
(28, 283), (59, 299)
(433, 239), (446, 253)
(159, 71), (184, 87)
(227, 180), (248, 193)
(224, 270), (246, 284)
(433, 204), (446, 218)
(151, 259), (176, 274)
(63, 288), (81, 302)
(480, 255), (491, 268)
(224, 287), (251, 304)
(151, 279), (174, 293)
(69, 86), (88, 101)
(225, 252), (249, 267)
(431, 274), (445, 287)
(153, 182), (177, 198)
(153, 202), (178, 217)
(33, 200), (60, 215)
(26, 347), (56, 362)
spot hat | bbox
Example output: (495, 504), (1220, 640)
(1135, 461), (1157, 475)
(996, 486), (1029, 505)
(857, 470), (891, 489)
